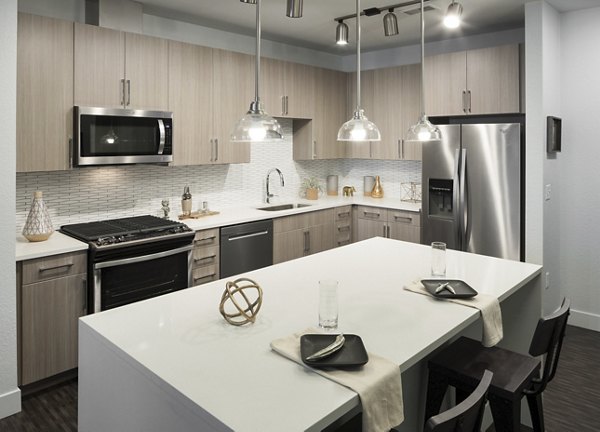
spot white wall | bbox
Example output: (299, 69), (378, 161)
(541, 3), (563, 315)
(0, 0), (20, 420)
(559, 5), (600, 330)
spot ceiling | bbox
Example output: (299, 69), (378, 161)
(139, 0), (597, 53)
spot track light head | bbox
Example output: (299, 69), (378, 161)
(444, 1), (463, 29)
(336, 20), (349, 45)
(383, 9), (399, 37)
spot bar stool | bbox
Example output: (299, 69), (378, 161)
(424, 298), (570, 432)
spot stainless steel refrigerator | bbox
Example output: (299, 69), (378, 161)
(421, 122), (523, 261)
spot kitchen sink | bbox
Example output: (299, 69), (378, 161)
(256, 203), (312, 211)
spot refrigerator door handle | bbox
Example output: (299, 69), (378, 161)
(453, 148), (461, 250)
(459, 148), (468, 251)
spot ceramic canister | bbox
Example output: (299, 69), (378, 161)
(363, 176), (375, 196)
(326, 175), (339, 196)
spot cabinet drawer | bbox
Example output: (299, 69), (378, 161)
(192, 265), (219, 285)
(356, 206), (387, 221)
(274, 209), (334, 233)
(334, 206), (352, 222)
(22, 251), (87, 285)
(388, 210), (420, 227)
(193, 245), (219, 269)
(194, 228), (219, 247)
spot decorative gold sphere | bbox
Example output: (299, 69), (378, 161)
(219, 278), (263, 326)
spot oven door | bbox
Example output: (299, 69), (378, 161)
(74, 106), (173, 166)
(93, 244), (193, 312)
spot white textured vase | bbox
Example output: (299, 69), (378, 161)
(22, 191), (54, 242)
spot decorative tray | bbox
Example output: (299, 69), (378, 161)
(420, 279), (478, 299)
(300, 334), (368, 369)
(178, 210), (220, 220)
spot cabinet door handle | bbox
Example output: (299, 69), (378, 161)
(387, 225), (391, 238)
(398, 139), (404, 159)
(285, 95), (289, 115)
(363, 211), (380, 218)
(337, 211), (350, 218)
(194, 254), (216, 263)
(462, 90), (468, 114)
(82, 278), (88, 312)
(209, 139), (214, 161)
(195, 235), (216, 245)
(214, 138), (219, 162)
(312, 140), (317, 159)
(467, 90), (472, 113)
(393, 215), (413, 223)
(120, 79), (125, 107)
(39, 262), (73, 272)
(337, 225), (350, 232)
(126, 79), (131, 106)
(194, 273), (216, 284)
(303, 231), (309, 253)
(281, 96), (286, 116)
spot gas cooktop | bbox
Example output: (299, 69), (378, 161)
(61, 215), (192, 247)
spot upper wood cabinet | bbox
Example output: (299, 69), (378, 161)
(346, 65), (422, 161)
(424, 44), (520, 116)
(74, 23), (169, 110)
(17, 13), (73, 172)
(168, 41), (214, 165)
(168, 44), (250, 165)
(294, 67), (348, 160)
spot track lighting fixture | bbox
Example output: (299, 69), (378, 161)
(336, 20), (349, 45)
(444, 0), (463, 29)
(286, 0), (303, 18)
(383, 9), (399, 36)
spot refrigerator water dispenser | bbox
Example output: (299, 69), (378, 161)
(428, 179), (453, 217)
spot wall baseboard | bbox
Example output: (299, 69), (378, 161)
(0, 388), (21, 420)
(569, 309), (600, 332)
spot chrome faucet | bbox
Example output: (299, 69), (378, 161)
(266, 168), (285, 204)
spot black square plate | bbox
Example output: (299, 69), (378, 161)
(300, 334), (369, 369)
(420, 279), (478, 299)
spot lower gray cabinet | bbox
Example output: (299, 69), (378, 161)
(18, 251), (87, 385)
(355, 205), (420, 243)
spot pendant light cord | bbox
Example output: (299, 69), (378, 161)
(255, 0), (261, 105)
(419, 0), (425, 118)
(356, 0), (361, 112)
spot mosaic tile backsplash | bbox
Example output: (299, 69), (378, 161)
(16, 119), (421, 233)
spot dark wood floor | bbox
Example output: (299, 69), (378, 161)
(1, 325), (598, 431)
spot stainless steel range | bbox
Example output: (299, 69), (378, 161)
(61, 215), (195, 312)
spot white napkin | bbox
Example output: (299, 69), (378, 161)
(270, 328), (404, 432)
(403, 280), (503, 347)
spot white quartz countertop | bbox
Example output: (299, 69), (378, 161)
(80, 237), (541, 432)
(180, 195), (421, 231)
(15, 196), (419, 261)
(16, 231), (88, 261)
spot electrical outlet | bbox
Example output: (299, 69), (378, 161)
(545, 272), (550, 289)
(544, 184), (551, 201)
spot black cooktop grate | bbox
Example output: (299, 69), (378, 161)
(61, 215), (185, 242)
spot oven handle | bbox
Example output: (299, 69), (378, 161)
(94, 244), (193, 270)
(157, 119), (166, 155)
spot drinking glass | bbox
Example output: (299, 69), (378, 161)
(431, 242), (447, 277)
(319, 280), (338, 330)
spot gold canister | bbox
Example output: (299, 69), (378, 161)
(371, 176), (384, 198)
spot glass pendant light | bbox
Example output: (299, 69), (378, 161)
(337, 0), (381, 142)
(406, 0), (441, 142)
(231, 0), (282, 142)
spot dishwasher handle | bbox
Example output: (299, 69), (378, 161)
(227, 230), (270, 242)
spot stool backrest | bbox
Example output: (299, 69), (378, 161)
(425, 370), (493, 432)
(527, 297), (571, 394)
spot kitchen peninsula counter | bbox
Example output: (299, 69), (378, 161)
(79, 237), (541, 432)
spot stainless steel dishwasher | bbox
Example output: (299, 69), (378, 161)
(220, 219), (273, 278)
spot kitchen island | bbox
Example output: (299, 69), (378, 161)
(78, 237), (542, 432)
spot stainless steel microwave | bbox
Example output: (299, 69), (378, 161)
(74, 106), (173, 166)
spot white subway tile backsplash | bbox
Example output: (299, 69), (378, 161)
(16, 119), (421, 233)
